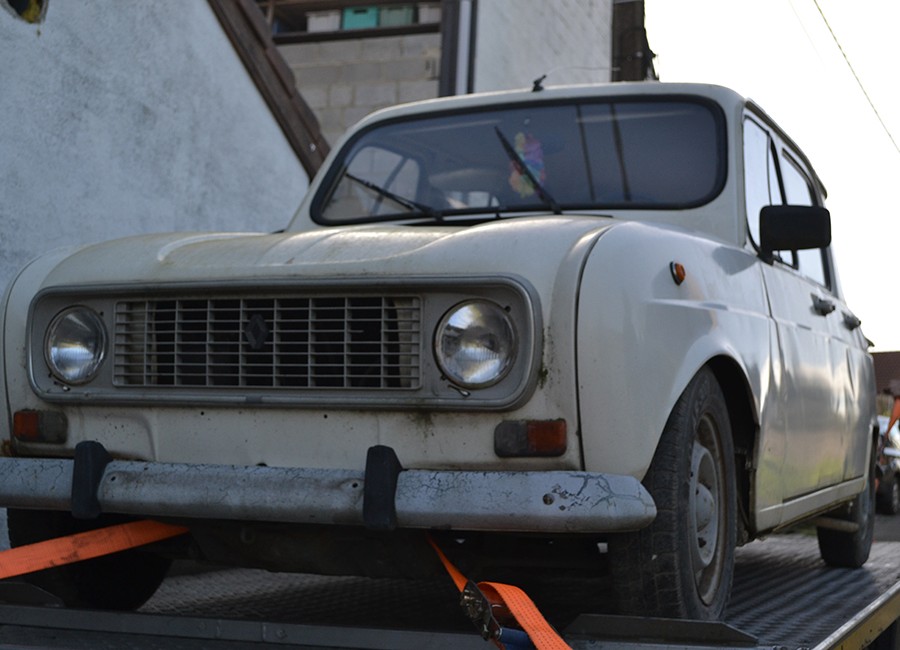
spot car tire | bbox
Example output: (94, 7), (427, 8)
(817, 449), (875, 568)
(889, 479), (900, 515)
(7, 509), (171, 610)
(608, 367), (736, 620)
(877, 475), (900, 515)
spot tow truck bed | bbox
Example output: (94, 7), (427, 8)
(1, 535), (899, 649)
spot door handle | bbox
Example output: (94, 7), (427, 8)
(812, 295), (835, 316)
(843, 312), (862, 330)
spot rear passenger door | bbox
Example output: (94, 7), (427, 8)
(743, 114), (856, 511)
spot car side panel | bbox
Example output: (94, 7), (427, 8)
(576, 221), (773, 484)
(828, 300), (876, 483)
(761, 264), (846, 498)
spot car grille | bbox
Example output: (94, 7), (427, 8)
(113, 295), (421, 390)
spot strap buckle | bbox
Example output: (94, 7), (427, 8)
(461, 579), (504, 641)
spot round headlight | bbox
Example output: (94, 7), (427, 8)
(45, 307), (107, 385)
(435, 300), (516, 388)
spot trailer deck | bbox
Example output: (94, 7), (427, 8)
(0, 534), (899, 649)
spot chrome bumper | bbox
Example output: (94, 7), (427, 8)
(0, 445), (656, 534)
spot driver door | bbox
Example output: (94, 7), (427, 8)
(744, 115), (855, 517)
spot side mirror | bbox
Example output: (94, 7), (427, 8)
(759, 205), (831, 262)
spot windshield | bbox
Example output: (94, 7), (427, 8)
(313, 97), (725, 224)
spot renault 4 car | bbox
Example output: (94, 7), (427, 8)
(0, 82), (877, 620)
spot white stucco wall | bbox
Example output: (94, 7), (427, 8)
(0, 1), (309, 288)
(473, 0), (614, 92)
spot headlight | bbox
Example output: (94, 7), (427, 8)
(45, 307), (107, 385)
(435, 300), (516, 388)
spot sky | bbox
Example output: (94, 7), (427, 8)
(644, 0), (900, 351)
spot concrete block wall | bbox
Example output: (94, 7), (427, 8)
(279, 0), (614, 148)
(280, 34), (441, 146)
(474, 0), (614, 92)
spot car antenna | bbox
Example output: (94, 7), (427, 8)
(532, 66), (618, 92)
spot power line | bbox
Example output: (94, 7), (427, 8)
(812, 0), (900, 155)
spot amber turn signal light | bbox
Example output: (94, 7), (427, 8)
(13, 410), (68, 443)
(494, 419), (567, 457)
(670, 261), (687, 286)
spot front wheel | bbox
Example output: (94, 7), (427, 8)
(7, 509), (172, 610)
(608, 368), (737, 620)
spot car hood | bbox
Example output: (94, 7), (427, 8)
(40, 216), (616, 291)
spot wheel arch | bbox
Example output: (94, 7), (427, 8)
(706, 355), (757, 545)
(575, 220), (771, 481)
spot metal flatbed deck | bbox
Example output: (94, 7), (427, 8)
(0, 535), (898, 649)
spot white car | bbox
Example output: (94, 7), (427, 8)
(0, 82), (877, 621)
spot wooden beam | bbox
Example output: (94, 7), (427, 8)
(209, 0), (331, 176)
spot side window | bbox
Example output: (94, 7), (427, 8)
(742, 119), (781, 246)
(743, 115), (830, 289)
(780, 153), (828, 287)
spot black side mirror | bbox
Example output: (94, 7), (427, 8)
(759, 205), (831, 263)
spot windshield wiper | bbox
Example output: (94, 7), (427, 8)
(494, 127), (561, 215)
(345, 172), (443, 221)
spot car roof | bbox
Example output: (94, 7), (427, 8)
(349, 81), (747, 130)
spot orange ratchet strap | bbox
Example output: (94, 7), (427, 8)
(428, 536), (572, 650)
(0, 520), (189, 580)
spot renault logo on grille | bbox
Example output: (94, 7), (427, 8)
(244, 314), (270, 351)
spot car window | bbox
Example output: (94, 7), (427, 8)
(743, 118), (781, 246)
(579, 102), (722, 205)
(743, 115), (830, 288)
(780, 153), (827, 286)
(323, 146), (422, 220)
(314, 99), (726, 224)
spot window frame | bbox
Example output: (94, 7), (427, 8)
(778, 150), (831, 288)
(742, 107), (835, 291)
(311, 94), (729, 225)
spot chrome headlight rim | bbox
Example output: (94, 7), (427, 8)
(434, 299), (517, 389)
(44, 306), (107, 385)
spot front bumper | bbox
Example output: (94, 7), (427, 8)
(0, 444), (656, 534)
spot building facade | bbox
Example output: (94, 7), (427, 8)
(0, 0), (314, 287)
(259, 0), (644, 145)
(2, 0), (653, 290)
